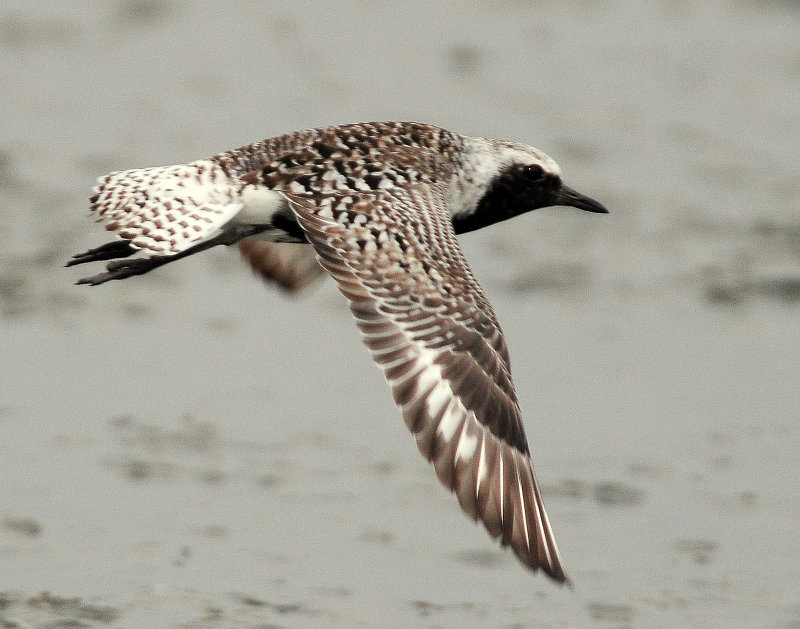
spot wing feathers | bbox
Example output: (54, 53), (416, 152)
(286, 188), (568, 583)
(90, 162), (244, 255)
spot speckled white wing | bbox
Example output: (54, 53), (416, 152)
(90, 160), (244, 255)
(287, 185), (568, 583)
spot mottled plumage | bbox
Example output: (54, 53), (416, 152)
(68, 122), (607, 583)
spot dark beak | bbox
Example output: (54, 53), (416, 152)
(554, 185), (608, 214)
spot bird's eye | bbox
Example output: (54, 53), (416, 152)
(522, 164), (544, 180)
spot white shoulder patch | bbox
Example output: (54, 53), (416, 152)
(447, 138), (501, 218)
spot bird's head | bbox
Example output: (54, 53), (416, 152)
(450, 138), (607, 234)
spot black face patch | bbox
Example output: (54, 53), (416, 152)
(452, 166), (562, 235)
(522, 163), (544, 180)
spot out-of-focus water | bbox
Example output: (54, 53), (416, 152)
(1, 2), (799, 627)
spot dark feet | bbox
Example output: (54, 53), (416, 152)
(75, 256), (168, 286)
(68, 228), (251, 285)
(66, 240), (137, 267)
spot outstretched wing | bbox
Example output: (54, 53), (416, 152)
(287, 184), (567, 582)
(238, 239), (325, 293)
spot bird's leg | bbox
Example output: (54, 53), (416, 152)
(75, 256), (170, 285)
(66, 240), (137, 267)
(74, 225), (268, 286)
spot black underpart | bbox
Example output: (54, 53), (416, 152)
(271, 206), (307, 242)
(65, 240), (137, 267)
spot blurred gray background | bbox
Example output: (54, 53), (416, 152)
(1, 2), (799, 628)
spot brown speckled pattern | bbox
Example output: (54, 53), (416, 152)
(71, 121), (607, 583)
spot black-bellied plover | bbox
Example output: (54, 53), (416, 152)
(68, 122), (607, 583)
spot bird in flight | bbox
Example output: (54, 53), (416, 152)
(68, 122), (607, 583)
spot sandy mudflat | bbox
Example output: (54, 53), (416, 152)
(1, 2), (799, 627)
